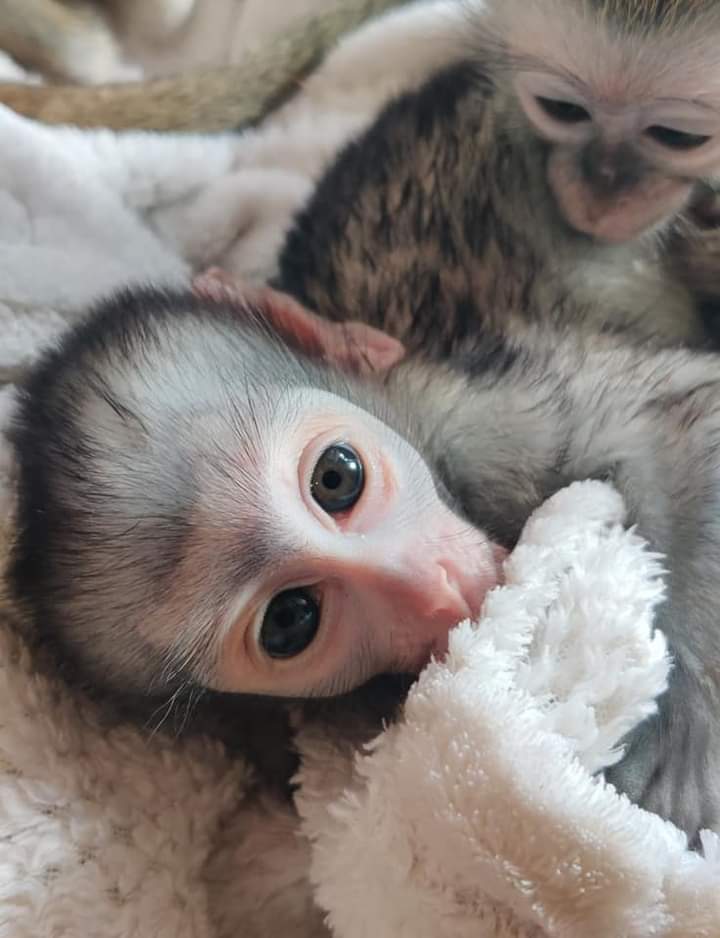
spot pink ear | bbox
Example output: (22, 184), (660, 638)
(193, 269), (405, 375)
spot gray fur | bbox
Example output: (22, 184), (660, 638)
(7, 289), (401, 696)
(10, 5), (720, 843)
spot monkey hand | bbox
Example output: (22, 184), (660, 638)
(193, 268), (406, 373)
(604, 669), (720, 848)
(668, 216), (720, 307)
(688, 182), (720, 230)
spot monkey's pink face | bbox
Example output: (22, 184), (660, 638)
(514, 70), (720, 243)
(211, 391), (505, 698)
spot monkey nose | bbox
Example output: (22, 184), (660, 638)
(583, 158), (618, 196)
(581, 143), (639, 197)
(596, 164), (617, 189)
(330, 553), (471, 629)
(377, 565), (473, 668)
(370, 557), (501, 671)
(400, 563), (473, 625)
(321, 533), (506, 672)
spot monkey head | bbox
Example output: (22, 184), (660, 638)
(480, 0), (720, 242)
(7, 273), (505, 703)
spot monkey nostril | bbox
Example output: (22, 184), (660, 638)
(435, 563), (473, 620)
(580, 142), (640, 198)
(582, 152), (615, 193)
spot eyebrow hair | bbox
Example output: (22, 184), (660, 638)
(154, 516), (296, 684)
(495, 50), (592, 96)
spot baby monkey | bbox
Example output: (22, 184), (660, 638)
(275, 0), (720, 347)
(8, 281), (494, 701)
(7, 273), (720, 845)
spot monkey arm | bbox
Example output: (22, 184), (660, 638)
(601, 411), (720, 843)
(0, 0), (414, 131)
(564, 362), (720, 842)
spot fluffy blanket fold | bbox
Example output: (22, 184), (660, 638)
(0, 3), (719, 935)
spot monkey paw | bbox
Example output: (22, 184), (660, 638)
(688, 185), (720, 230)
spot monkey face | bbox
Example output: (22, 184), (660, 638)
(9, 284), (505, 704)
(479, 0), (720, 244)
(210, 388), (505, 698)
(515, 71), (720, 243)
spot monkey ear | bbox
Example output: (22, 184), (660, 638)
(193, 269), (405, 374)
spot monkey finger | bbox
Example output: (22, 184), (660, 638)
(192, 268), (248, 304)
(669, 226), (720, 301)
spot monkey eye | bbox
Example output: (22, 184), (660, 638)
(310, 443), (365, 514)
(535, 97), (591, 125)
(644, 125), (711, 151)
(260, 587), (321, 658)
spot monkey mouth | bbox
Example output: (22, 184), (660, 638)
(564, 180), (693, 244)
(548, 150), (693, 244)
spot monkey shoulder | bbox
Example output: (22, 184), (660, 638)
(275, 61), (499, 344)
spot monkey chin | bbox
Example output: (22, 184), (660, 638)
(548, 155), (693, 244)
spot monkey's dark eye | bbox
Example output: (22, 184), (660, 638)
(645, 126), (711, 151)
(260, 588), (320, 658)
(311, 443), (365, 513)
(536, 97), (590, 124)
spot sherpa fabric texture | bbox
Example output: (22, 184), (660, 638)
(1, 3), (719, 935)
(3, 473), (720, 937)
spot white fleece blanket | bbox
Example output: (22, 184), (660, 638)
(1, 3), (719, 936)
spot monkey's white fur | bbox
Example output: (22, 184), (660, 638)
(1, 479), (718, 937)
